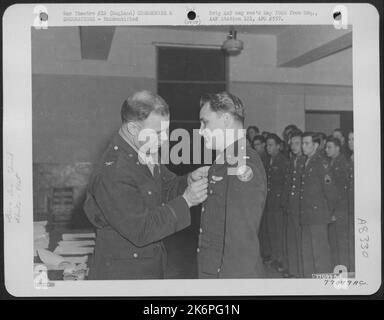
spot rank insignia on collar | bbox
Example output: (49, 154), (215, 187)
(324, 174), (332, 184)
(211, 175), (223, 182)
(105, 161), (114, 166)
(323, 161), (329, 169)
(237, 165), (253, 182)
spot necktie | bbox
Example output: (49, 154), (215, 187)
(153, 164), (160, 179)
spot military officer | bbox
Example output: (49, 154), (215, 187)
(325, 137), (351, 271)
(282, 129), (305, 277)
(197, 92), (267, 278)
(252, 135), (268, 168)
(246, 125), (259, 145)
(264, 133), (289, 273)
(84, 90), (209, 280)
(300, 132), (337, 277)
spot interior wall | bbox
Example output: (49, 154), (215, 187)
(32, 74), (155, 163)
(305, 113), (340, 135)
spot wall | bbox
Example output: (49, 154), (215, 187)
(305, 113), (340, 134)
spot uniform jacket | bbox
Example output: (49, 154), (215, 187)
(299, 150), (337, 225)
(282, 154), (306, 215)
(84, 133), (190, 280)
(197, 139), (267, 278)
(329, 154), (350, 214)
(265, 153), (289, 210)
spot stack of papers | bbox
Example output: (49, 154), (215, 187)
(34, 221), (49, 257)
(54, 233), (96, 256)
(37, 232), (96, 280)
(37, 248), (88, 270)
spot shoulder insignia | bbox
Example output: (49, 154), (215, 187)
(237, 165), (253, 182)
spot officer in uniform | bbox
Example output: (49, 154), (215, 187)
(282, 130), (305, 277)
(326, 137), (350, 271)
(197, 92), (267, 278)
(84, 91), (209, 280)
(252, 135), (268, 168)
(300, 132), (337, 277)
(265, 133), (289, 272)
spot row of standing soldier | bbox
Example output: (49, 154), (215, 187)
(247, 125), (354, 278)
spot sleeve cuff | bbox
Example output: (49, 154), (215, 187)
(167, 195), (191, 231)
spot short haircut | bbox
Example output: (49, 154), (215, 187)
(200, 91), (245, 124)
(302, 131), (321, 145)
(121, 90), (169, 123)
(318, 132), (327, 141)
(252, 135), (265, 144)
(326, 136), (342, 148)
(247, 125), (260, 135)
(333, 128), (346, 138)
(290, 129), (303, 140)
(266, 133), (282, 145)
(284, 124), (298, 134)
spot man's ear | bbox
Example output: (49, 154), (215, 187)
(222, 112), (233, 127)
(126, 121), (139, 136)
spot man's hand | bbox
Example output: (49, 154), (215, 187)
(183, 177), (208, 207)
(188, 166), (210, 186)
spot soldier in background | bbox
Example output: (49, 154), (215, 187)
(253, 134), (271, 264)
(282, 129), (305, 277)
(318, 132), (328, 155)
(300, 132), (337, 277)
(326, 137), (350, 271)
(252, 135), (268, 168)
(282, 124), (299, 158)
(347, 131), (355, 272)
(246, 125), (259, 145)
(333, 128), (349, 156)
(264, 133), (289, 273)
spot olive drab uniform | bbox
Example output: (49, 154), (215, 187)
(299, 150), (337, 277)
(197, 139), (267, 278)
(83, 133), (191, 280)
(264, 152), (289, 265)
(328, 154), (351, 271)
(282, 154), (306, 277)
(258, 150), (271, 261)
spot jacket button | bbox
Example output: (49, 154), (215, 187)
(199, 228), (203, 233)
(201, 207), (205, 213)
(217, 268), (221, 273)
(148, 191), (152, 195)
(114, 145), (118, 150)
(291, 192), (295, 196)
(209, 190), (213, 194)
(133, 253), (138, 258)
(196, 248), (200, 253)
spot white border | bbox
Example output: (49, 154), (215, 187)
(2, 3), (381, 296)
